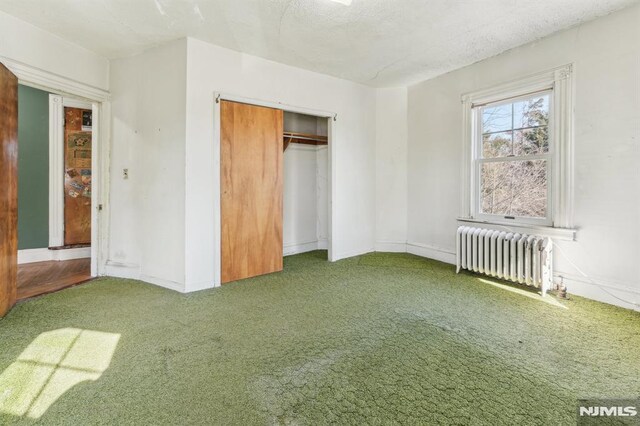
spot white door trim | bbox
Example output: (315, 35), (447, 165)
(48, 94), (64, 247)
(62, 97), (93, 109)
(0, 56), (109, 102)
(49, 96), (94, 247)
(3, 55), (110, 278)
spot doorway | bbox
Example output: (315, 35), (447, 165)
(282, 111), (329, 257)
(15, 89), (95, 299)
(1, 60), (107, 316)
(61, 100), (93, 247)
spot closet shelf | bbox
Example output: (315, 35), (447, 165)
(283, 131), (328, 151)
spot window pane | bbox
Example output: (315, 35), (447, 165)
(482, 131), (512, 158)
(480, 160), (547, 218)
(513, 127), (548, 156)
(482, 103), (511, 133)
(513, 95), (549, 129)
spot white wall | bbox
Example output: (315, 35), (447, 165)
(0, 10), (108, 91)
(375, 88), (408, 252)
(284, 111), (322, 135)
(283, 146), (324, 255)
(184, 37), (376, 291)
(283, 145), (318, 253)
(108, 39), (187, 290)
(407, 5), (640, 310)
(106, 37), (376, 292)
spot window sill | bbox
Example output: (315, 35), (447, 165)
(456, 217), (576, 241)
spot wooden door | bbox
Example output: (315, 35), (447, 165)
(0, 62), (18, 317)
(63, 107), (92, 246)
(221, 100), (283, 283)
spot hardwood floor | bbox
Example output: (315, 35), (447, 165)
(17, 258), (92, 300)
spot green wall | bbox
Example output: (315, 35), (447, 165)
(18, 85), (50, 250)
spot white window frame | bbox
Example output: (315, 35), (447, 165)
(474, 89), (554, 226)
(460, 64), (575, 233)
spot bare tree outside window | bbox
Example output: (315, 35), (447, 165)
(479, 94), (550, 218)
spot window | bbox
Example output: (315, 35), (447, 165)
(476, 92), (552, 225)
(461, 65), (574, 231)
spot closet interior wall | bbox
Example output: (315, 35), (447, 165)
(283, 112), (328, 256)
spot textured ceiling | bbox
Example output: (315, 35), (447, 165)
(0, 0), (637, 87)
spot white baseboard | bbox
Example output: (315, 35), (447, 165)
(184, 279), (218, 293)
(398, 242), (639, 311)
(103, 261), (187, 293)
(375, 241), (407, 252)
(332, 246), (375, 262)
(555, 272), (639, 311)
(100, 239), (638, 312)
(284, 240), (320, 256)
(102, 261), (140, 279)
(18, 248), (53, 264)
(406, 242), (456, 265)
(139, 274), (185, 293)
(18, 247), (91, 264)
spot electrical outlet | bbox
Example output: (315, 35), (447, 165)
(123, 168), (129, 179)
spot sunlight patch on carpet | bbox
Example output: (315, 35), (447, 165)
(0, 328), (119, 419)
(477, 278), (568, 309)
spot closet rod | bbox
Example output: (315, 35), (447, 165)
(283, 131), (328, 143)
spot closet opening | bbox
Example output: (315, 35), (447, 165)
(217, 96), (334, 285)
(283, 112), (329, 260)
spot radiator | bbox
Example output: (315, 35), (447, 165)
(456, 226), (553, 295)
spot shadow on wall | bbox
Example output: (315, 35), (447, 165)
(0, 328), (120, 419)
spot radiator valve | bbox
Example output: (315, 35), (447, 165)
(558, 286), (567, 299)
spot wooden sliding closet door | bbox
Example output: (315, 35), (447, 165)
(221, 100), (283, 283)
(0, 62), (18, 317)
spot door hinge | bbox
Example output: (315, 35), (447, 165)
(98, 204), (103, 211)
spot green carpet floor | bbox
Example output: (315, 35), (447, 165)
(0, 251), (639, 425)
